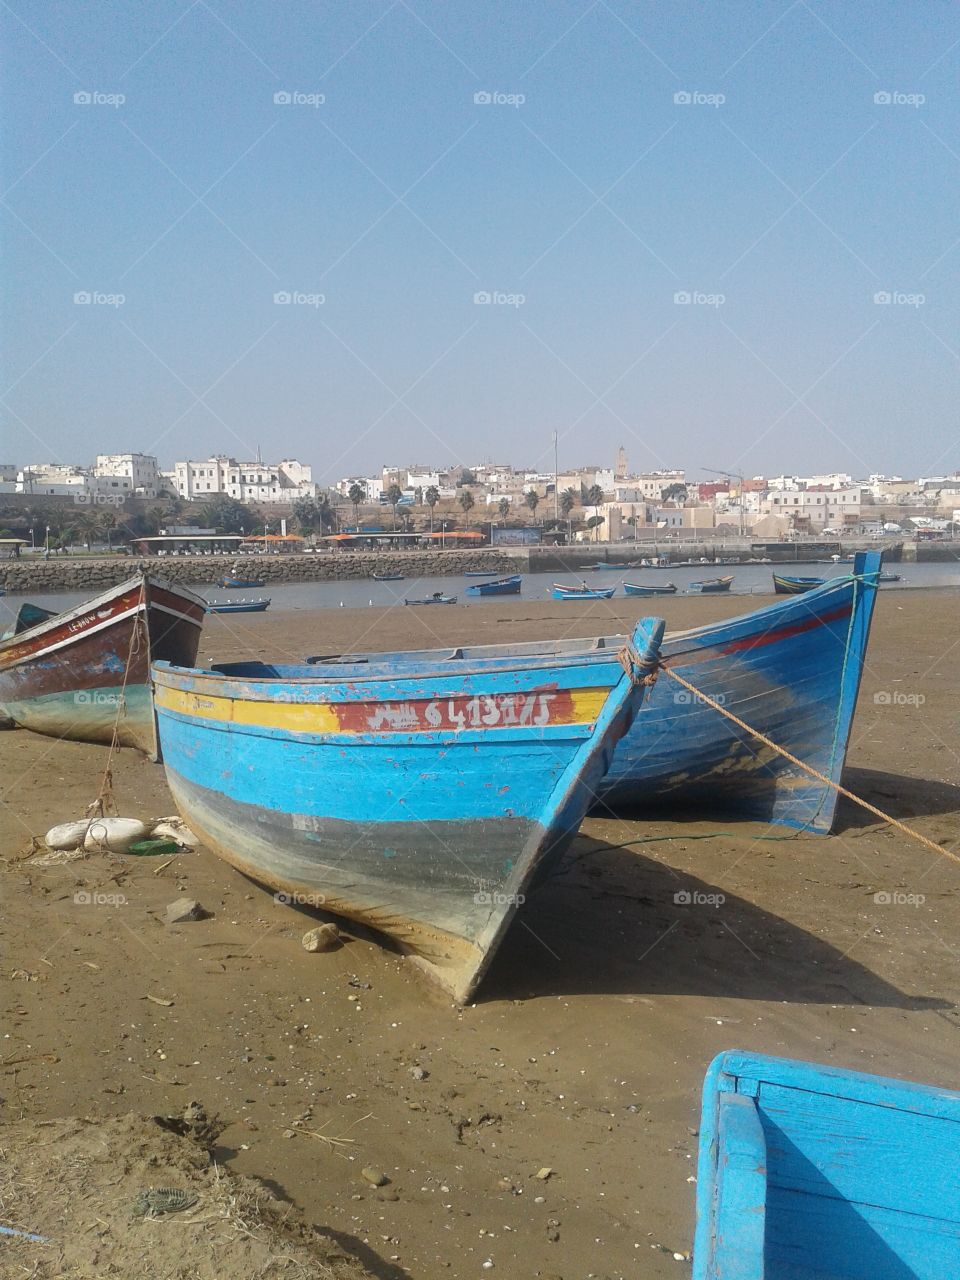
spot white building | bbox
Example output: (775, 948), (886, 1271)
(17, 464), (89, 496)
(174, 457), (316, 504)
(763, 487), (862, 530)
(93, 453), (161, 497)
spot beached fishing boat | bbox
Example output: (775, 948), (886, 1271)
(153, 617), (666, 1001)
(216, 576), (265, 588)
(207, 598), (270, 614)
(693, 1049), (960, 1279)
(0, 574), (205, 754)
(552, 584), (617, 600)
(773, 573), (826, 595)
(404, 593), (457, 606)
(308, 554), (881, 834)
(465, 575), (521, 597)
(372, 572), (405, 581)
(623, 582), (678, 597)
(687, 576), (735, 594)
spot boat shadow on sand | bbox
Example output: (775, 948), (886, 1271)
(479, 834), (955, 1009)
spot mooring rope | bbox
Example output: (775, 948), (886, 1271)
(660, 665), (955, 865)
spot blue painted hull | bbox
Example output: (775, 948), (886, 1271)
(299, 554), (881, 833)
(552, 586), (617, 600)
(207, 599), (270, 613)
(153, 617), (664, 1001)
(623, 582), (678, 596)
(694, 1050), (960, 1279)
(465, 576), (522, 596)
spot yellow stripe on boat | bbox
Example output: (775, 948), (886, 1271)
(153, 683), (610, 733)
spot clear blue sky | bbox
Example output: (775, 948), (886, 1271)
(3, 1), (958, 485)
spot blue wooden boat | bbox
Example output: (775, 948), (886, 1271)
(152, 617), (665, 1001)
(206, 598), (271, 613)
(687, 575), (735, 594)
(465, 575), (521, 597)
(694, 1049), (960, 1279)
(773, 573), (826, 595)
(217, 576), (265, 588)
(552, 584), (617, 600)
(404, 593), (457, 605)
(306, 553), (882, 834)
(373, 572), (405, 581)
(623, 581), (678, 596)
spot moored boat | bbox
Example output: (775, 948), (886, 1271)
(465, 575), (521, 596)
(773, 572), (826, 595)
(307, 554), (882, 834)
(404, 593), (457, 606)
(623, 581), (678, 597)
(216, 576), (265, 588)
(207, 598), (271, 614)
(552, 584), (617, 600)
(153, 616), (666, 1001)
(878, 571), (901, 583)
(372, 572), (405, 581)
(687, 575), (735, 594)
(0, 574), (205, 755)
(693, 1049), (960, 1279)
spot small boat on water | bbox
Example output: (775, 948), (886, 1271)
(773, 572), (826, 595)
(687, 575), (735, 594)
(207, 598), (271, 614)
(404, 593), (457, 606)
(639, 557), (671, 568)
(216, 576), (265, 588)
(0, 573), (205, 755)
(552, 584), (617, 600)
(693, 1049), (960, 1279)
(153, 616), (666, 1001)
(878, 571), (901, 583)
(587, 562), (622, 570)
(623, 581), (678, 597)
(465, 575), (521, 597)
(308, 553), (882, 834)
(373, 572), (405, 581)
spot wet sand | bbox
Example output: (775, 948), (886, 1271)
(2, 590), (959, 1278)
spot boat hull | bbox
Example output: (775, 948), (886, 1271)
(0, 576), (205, 755)
(552, 587), (616, 600)
(773, 574), (825, 595)
(623, 582), (678, 596)
(466, 576), (522, 596)
(153, 618), (664, 1001)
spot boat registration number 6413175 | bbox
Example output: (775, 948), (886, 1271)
(337, 689), (599, 733)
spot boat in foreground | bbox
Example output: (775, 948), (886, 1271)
(404, 593), (457, 606)
(207, 598), (271, 614)
(773, 572), (826, 595)
(0, 573), (205, 755)
(306, 554), (881, 834)
(465, 575), (521, 596)
(552, 584), (617, 600)
(216, 576), (265, 588)
(694, 1049), (960, 1279)
(623, 581), (678, 597)
(687, 575), (735, 594)
(153, 617), (665, 1001)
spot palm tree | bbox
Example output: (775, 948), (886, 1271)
(497, 497), (510, 524)
(458, 489), (475, 521)
(586, 484), (604, 541)
(560, 488), (577, 519)
(386, 483), (403, 531)
(98, 510), (118, 550)
(75, 511), (100, 550)
(424, 485), (440, 534)
(524, 490), (540, 522)
(347, 483), (365, 530)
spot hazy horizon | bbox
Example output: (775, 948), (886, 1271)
(4, 2), (958, 484)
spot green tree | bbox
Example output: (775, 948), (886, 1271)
(424, 485), (440, 534)
(386, 483), (403, 531)
(497, 497), (510, 523)
(347, 483), (366, 529)
(661, 483), (688, 503)
(560, 488), (577, 519)
(586, 484), (604, 541)
(97, 510), (118, 550)
(199, 494), (257, 534)
(458, 489), (475, 519)
(459, 468), (476, 485)
(524, 490), (540, 521)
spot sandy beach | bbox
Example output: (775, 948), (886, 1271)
(2, 589), (958, 1278)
